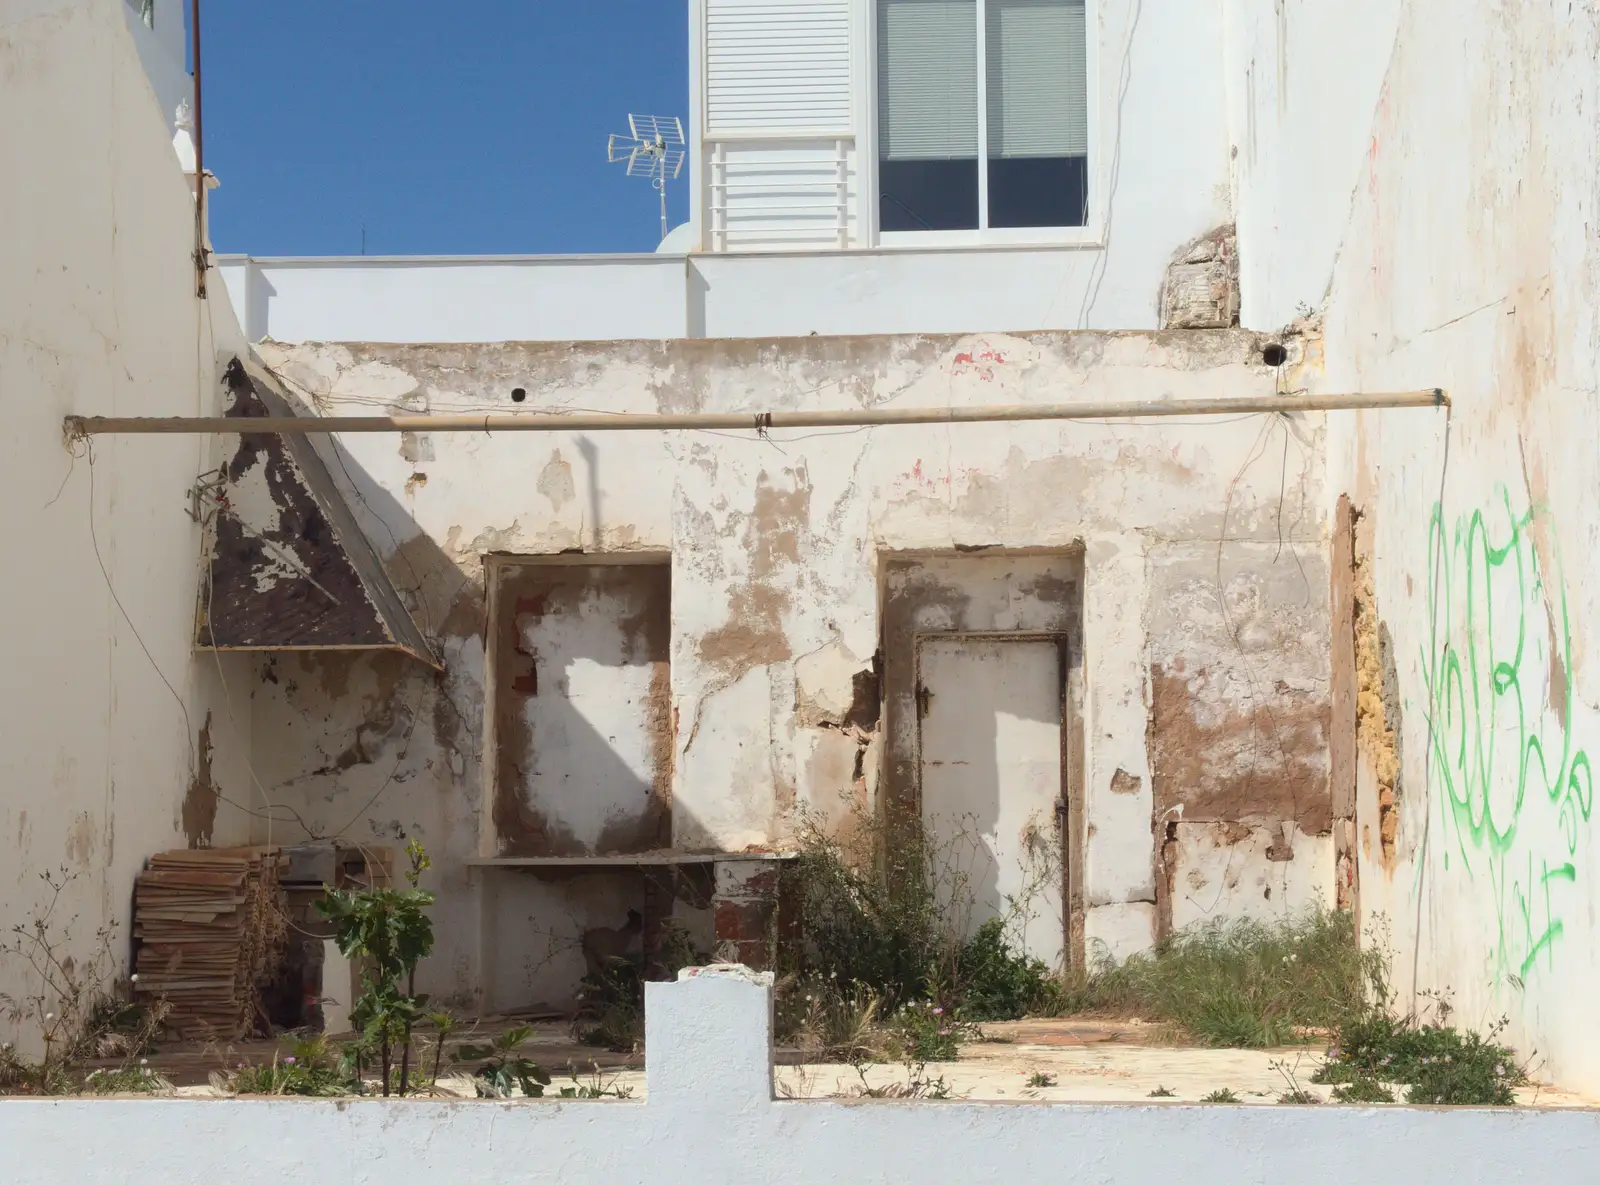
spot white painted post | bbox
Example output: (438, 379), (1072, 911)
(643, 965), (774, 1109)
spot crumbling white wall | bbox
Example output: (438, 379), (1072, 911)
(1238, 0), (1600, 1094)
(249, 330), (1334, 1007)
(0, 0), (254, 1050)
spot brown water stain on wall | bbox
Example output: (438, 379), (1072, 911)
(181, 712), (219, 848)
(1149, 666), (1333, 837)
(697, 468), (811, 686)
(65, 811), (98, 868)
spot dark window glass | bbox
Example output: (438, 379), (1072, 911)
(987, 155), (1087, 228)
(879, 159), (981, 231)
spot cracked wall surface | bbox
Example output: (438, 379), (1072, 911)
(248, 329), (1334, 1003)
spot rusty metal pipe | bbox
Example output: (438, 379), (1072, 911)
(190, 0), (207, 297)
(65, 389), (1447, 437)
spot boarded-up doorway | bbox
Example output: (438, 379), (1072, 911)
(917, 634), (1067, 971)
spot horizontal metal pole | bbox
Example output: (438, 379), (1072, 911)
(64, 389), (1447, 437)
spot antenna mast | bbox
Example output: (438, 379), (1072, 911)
(607, 115), (686, 243)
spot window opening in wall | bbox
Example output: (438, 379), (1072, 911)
(877, 0), (1088, 233)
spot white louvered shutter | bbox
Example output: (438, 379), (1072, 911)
(706, 0), (853, 134)
(985, 0), (1088, 158)
(877, 0), (979, 159)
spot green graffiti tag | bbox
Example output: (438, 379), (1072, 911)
(1423, 486), (1594, 981)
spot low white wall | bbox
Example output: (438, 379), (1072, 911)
(217, 243), (1226, 345)
(3, 969), (1596, 1185)
(214, 255), (690, 344)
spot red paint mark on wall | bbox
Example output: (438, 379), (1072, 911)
(951, 343), (1008, 382)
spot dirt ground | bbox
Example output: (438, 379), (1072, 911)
(106, 1016), (1595, 1106)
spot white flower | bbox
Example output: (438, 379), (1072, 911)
(44, 1012), (54, 1022)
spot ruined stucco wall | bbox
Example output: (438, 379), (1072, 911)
(1149, 537), (1333, 936)
(0, 0), (255, 1050)
(250, 329), (1333, 1005)
(1284, 0), (1600, 1094)
(486, 559), (672, 859)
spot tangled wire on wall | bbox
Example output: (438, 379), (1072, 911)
(1424, 485), (1594, 983)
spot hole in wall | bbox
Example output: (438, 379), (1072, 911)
(1261, 342), (1288, 368)
(511, 387), (528, 403)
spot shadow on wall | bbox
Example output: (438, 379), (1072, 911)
(237, 417), (723, 1012)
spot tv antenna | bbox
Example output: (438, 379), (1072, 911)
(607, 114), (686, 242)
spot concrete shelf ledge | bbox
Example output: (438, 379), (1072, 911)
(465, 851), (798, 868)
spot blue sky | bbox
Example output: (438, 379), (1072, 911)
(204, 1), (690, 256)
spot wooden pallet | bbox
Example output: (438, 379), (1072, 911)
(132, 847), (288, 1041)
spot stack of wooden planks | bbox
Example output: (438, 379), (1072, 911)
(132, 847), (289, 1040)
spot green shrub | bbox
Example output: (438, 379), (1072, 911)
(1314, 1011), (1524, 1105)
(80, 1063), (170, 1095)
(884, 1000), (971, 1061)
(454, 1025), (552, 1099)
(315, 840), (436, 1096)
(956, 919), (1066, 1021)
(1329, 1074), (1394, 1103)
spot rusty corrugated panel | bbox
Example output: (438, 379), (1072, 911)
(195, 356), (439, 668)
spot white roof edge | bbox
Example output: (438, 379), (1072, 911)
(213, 252), (676, 266)
(214, 241), (1106, 268)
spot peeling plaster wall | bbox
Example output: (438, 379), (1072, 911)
(250, 329), (1332, 1006)
(1273, 0), (1600, 1094)
(1148, 539), (1335, 936)
(0, 0), (254, 1051)
(487, 560), (672, 859)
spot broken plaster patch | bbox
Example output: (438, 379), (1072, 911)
(331, 360), (420, 404)
(1110, 768), (1143, 796)
(676, 964), (774, 987)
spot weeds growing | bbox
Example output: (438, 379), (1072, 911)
(1314, 997), (1526, 1105)
(225, 1034), (357, 1097)
(1070, 910), (1381, 1047)
(575, 920), (700, 1052)
(0, 869), (170, 1095)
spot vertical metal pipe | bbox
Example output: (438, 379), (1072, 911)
(191, 0), (208, 298)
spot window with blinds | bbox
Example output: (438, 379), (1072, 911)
(877, 0), (1088, 232)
